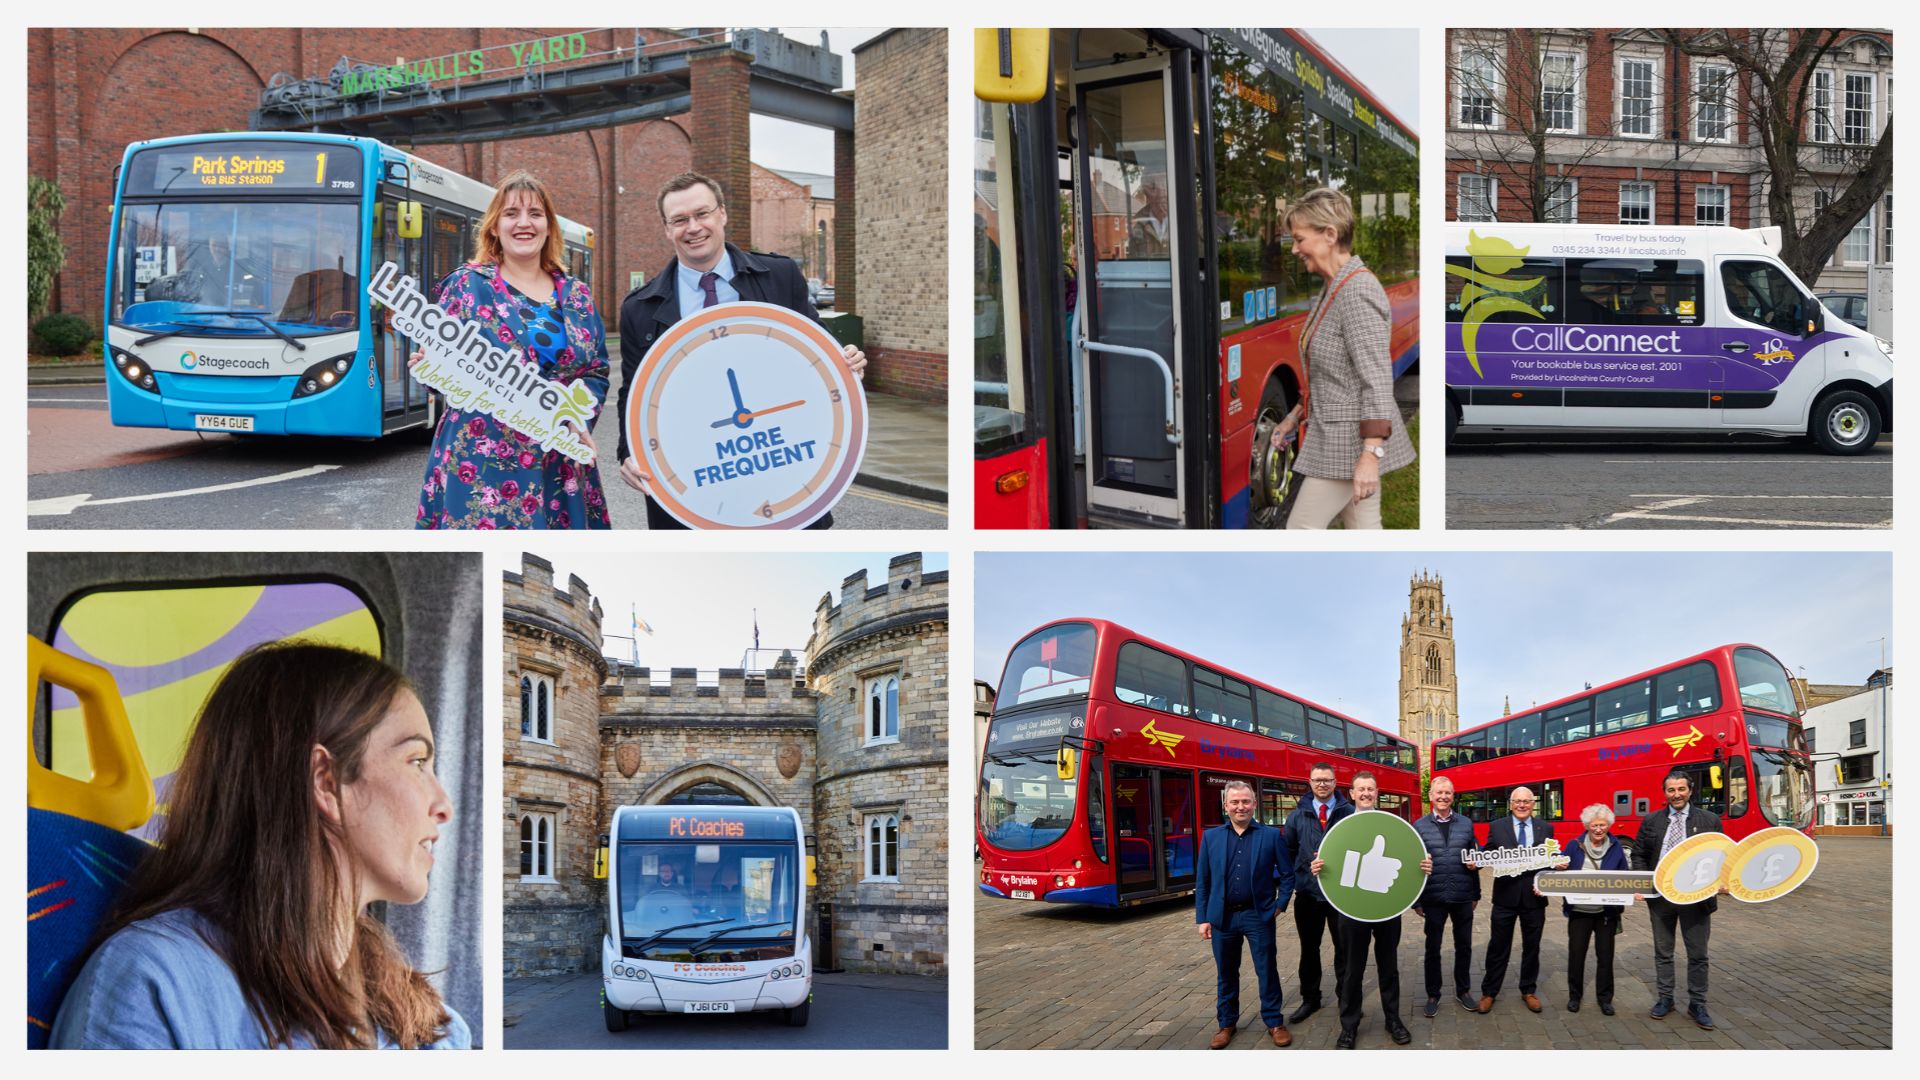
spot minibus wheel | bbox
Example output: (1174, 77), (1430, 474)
(784, 999), (811, 1027)
(603, 997), (629, 1032)
(1810, 389), (1881, 455)
(1249, 382), (1300, 528)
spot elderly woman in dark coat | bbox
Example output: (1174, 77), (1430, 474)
(1270, 187), (1415, 528)
(1553, 803), (1631, 1015)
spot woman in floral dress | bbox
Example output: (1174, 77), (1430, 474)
(415, 172), (611, 529)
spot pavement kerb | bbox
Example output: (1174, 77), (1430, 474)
(852, 469), (946, 504)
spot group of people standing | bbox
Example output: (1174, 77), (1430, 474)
(1195, 764), (1725, 1048)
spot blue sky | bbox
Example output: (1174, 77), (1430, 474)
(976, 552), (1889, 731)
(1302, 28), (1421, 137)
(526, 550), (947, 671)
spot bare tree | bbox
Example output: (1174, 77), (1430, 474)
(1448, 30), (1615, 222)
(1660, 28), (1892, 284)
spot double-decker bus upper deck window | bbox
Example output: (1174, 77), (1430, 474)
(1345, 720), (1377, 762)
(1484, 721), (1507, 758)
(1435, 742), (1456, 769)
(1456, 728), (1485, 764)
(1508, 711), (1543, 753)
(1733, 648), (1799, 715)
(1003, 623), (1097, 705)
(1594, 678), (1652, 735)
(1114, 642), (1191, 716)
(1445, 256), (1563, 323)
(1564, 258), (1705, 327)
(1254, 686), (1307, 744)
(1656, 661), (1720, 722)
(1551, 698), (1593, 743)
(1194, 666), (1255, 730)
(1307, 708), (1345, 754)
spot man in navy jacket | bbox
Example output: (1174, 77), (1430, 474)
(1478, 786), (1559, 1013)
(1196, 779), (1295, 1048)
(1281, 762), (1351, 1023)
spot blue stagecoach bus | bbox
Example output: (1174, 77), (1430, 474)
(104, 131), (593, 438)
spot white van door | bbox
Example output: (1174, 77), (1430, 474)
(1709, 257), (1820, 429)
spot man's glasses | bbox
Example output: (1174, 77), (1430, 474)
(666, 206), (720, 232)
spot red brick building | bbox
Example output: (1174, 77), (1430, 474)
(1444, 29), (1893, 294)
(750, 165), (835, 289)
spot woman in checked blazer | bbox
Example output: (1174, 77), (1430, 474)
(1271, 188), (1415, 529)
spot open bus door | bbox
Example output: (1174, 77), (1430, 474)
(1067, 30), (1219, 527)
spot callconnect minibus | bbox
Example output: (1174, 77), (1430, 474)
(1445, 223), (1892, 454)
(600, 804), (810, 1029)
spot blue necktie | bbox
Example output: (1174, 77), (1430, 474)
(700, 271), (720, 308)
(1519, 819), (1530, 848)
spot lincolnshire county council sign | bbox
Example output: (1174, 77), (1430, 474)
(1316, 810), (1428, 923)
(624, 302), (867, 529)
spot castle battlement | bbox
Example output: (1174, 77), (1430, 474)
(807, 553), (946, 664)
(601, 664), (813, 706)
(506, 551), (605, 628)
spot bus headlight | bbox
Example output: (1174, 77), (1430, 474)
(292, 353), (357, 398)
(109, 348), (158, 393)
(1874, 336), (1893, 358)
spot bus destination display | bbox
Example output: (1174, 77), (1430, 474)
(126, 144), (360, 195)
(621, 810), (796, 842)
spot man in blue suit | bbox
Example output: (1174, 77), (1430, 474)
(1196, 779), (1295, 1048)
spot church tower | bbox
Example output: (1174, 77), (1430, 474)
(1399, 570), (1459, 767)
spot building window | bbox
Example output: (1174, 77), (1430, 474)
(1695, 185), (1729, 226)
(1695, 64), (1732, 142)
(1849, 718), (1867, 748)
(1457, 44), (1501, 128)
(1844, 73), (1875, 145)
(1811, 70), (1835, 142)
(1543, 52), (1579, 133)
(864, 673), (901, 745)
(1619, 181), (1653, 224)
(1619, 58), (1657, 137)
(863, 812), (900, 881)
(1459, 174), (1496, 222)
(520, 811), (556, 882)
(520, 672), (555, 743)
(1881, 193), (1894, 264)
(1545, 178), (1578, 223)
(1840, 754), (1875, 784)
(1845, 207), (1873, 265)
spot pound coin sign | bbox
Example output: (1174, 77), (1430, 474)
(1724, 827), (1819, 904)
(1653, 832), (1736, 905)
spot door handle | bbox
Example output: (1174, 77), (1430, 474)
(1722, 341), (1750, 352)
(1081, 336), (1183, 446)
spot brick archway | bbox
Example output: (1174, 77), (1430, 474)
(640, 761), (779, 807)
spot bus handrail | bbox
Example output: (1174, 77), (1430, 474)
(1080, 336), (1181, 446)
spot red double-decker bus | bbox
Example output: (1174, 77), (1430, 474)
(977, 618), (1420, 906)
(1429, 644), (1816, 857)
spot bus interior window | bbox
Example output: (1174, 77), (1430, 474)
(1656, 661), (1719, 721)
(1538, 780), (1565, 821)
(1457, 789), (1486, 823)
(1595, 678), (1652, 735)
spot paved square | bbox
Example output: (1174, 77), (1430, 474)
(974, 837), (1889, 1049)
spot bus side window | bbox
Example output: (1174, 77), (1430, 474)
(1114, 642), (1191, 716)
(1445, 256), (1564, 322)
(1720, 260), (1808, 338)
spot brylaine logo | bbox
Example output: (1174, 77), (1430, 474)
(1663, 724), (1706, 757)
(1140, 718), (1184, 757)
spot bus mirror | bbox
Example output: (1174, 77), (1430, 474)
(806, 853), (817, 889)
(975, 29), (1049, 104)
(594, 846), (608, 880)
(1057, 746), (1078, 780)
(1709, 764), (1723, 790)
(397, 201), (424, 239)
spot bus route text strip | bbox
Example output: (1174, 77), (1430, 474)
(368, 261), (595, 464)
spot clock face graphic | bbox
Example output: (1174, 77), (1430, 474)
(626, 302), (867, 529)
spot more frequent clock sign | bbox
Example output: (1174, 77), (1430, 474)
(625, 302), (867, 529)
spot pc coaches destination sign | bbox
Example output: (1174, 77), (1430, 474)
(624, 302), (867, 530)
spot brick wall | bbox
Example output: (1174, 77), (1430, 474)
(850, 29), (947, 402)
(25, 28), (749, 324)
(750, 165), (835, 284)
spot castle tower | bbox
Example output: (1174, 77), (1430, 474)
(1399, 570), (1460, 766)
(502, 554), (609, 977)
(805, 553), (949, 975)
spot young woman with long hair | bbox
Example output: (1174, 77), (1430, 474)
(51, 642), (467, 1049)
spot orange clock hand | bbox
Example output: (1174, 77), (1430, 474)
(742, 399), (806, 420)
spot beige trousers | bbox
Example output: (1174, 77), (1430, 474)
(1285, 476), (1382, 530)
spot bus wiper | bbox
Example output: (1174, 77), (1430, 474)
(984, 747), (1053, 766)
(686, 921), (791, 955)
(626, 917), (731, 954)
(134, 311), (307, 351)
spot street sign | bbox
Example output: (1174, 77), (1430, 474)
(1316, 810), (1427, 922)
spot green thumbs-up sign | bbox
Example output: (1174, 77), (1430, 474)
(1317, 810), (1429, 922)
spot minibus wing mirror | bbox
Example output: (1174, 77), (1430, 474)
(397, 201), (424, 240)
(975, 29), (1049, 104)
(1797, 295), (1824, 336)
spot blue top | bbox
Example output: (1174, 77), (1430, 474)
(1224, 824), (1258, 909)
(676, 248), (739, 316)
(49, 908), (471, 1049)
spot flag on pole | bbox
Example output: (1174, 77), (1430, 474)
(753, 609), (760, 651)
(632, 606), (653, 636)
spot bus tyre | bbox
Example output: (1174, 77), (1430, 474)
(604, 998), (629, 1033)
(1446, 397), (1461, 446)
(1249, 382), (1301, 528)
(785, 999), (811, 1027)
(1810, 389), (1881, 455)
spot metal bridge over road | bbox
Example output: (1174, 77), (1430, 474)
(249, 29), (853, 145)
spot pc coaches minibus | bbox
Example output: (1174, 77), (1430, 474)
(1445, 222), (1892, 454)
(600, 804), (810, 1029)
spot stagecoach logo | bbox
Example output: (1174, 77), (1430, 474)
(1753, 338), (1797, 365)
(1445, 232), (1547, 379)
(179, 350), (196, 370)
(1140, 719), (1184, 757)
(1663, 724), (1706, 757)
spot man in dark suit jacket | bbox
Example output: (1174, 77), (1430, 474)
(1477, 785), (1559, 1013)
(1280, 762), (1351, 1023)
(1196, 780), (1296, 1048)
(1632, 770), (1725, 1031)
(615, 172), (866, 530)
